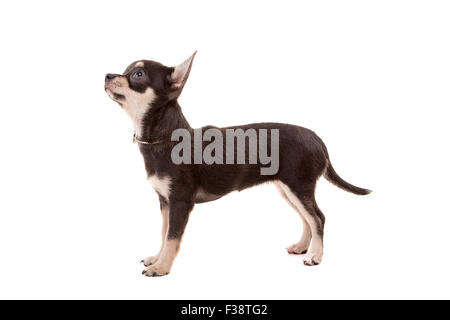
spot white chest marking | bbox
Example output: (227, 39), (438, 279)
(148, 175), (172, 200)
(122, 87), (156, 138)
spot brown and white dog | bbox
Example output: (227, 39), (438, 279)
(104, 52), (371, 277)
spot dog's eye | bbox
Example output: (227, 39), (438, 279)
(132, 71), (144, 79)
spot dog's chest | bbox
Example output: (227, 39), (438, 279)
(148, 175), (171, 200)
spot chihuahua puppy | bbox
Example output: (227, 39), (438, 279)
(104, 52), (371, 277)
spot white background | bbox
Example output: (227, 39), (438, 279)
(0, 0), (449, 299)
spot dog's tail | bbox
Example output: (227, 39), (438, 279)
(315, 133), (371, 195)
(323, 161), (372, 195)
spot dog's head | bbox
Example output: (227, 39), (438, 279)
(104, 52), (196, 124)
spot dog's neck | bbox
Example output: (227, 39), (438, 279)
(136, 100), (192, 143)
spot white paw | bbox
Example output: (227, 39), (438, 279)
(286, 242), (309, 255)
(302, 252), (322, 266)
(141, 255), (159, 267)
(142, 263), (170, 277)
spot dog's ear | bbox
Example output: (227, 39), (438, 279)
(167, 51), (197, 100)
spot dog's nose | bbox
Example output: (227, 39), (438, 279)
(105, 73), (119, 82)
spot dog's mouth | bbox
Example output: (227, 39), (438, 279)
(111, 92), (126, 101)
(105, 86), (126, 103)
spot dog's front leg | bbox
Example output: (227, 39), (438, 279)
(141, 196), (169, 267)
(142, 199), (194, 277)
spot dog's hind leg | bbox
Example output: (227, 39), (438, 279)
(274, 181), (311, 255)
(141, 195), (169, 267)
(277, 181), (325, 266)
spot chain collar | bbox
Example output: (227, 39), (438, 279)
(133, 133), (167, 145)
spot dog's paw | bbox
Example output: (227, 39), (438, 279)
(302, 253), (322, 266)
(142, 264), (170, 277)
(286, 243), (309, 255)
(141, 255), (159, 267)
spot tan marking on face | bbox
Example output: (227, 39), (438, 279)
(105, 75), (157, 137)
(135, 61), (144, 67)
